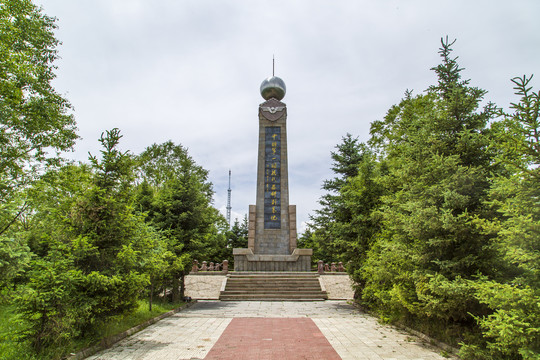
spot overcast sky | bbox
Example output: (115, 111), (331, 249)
(35, 0), (540, 232)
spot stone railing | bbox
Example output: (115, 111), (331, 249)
(190, 260), (229, 274)
(317, 260), (346, 274)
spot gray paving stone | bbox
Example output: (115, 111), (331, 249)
(86, 301), (455, 360)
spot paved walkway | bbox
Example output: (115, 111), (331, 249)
(86, 301), (454, 360)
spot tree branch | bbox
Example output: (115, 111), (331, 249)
(0, 202), (29, 236)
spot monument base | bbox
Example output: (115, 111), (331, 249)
(233, 248), (313, 272)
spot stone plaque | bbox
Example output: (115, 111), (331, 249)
(264, 126), (281, 229)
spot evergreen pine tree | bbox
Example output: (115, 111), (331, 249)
(362, 38), (499, 327)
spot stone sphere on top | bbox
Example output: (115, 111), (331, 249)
(260, 76), (286, 100)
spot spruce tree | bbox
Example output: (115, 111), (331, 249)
(362, 38), (499, 327)
(308, 134), (365, 263)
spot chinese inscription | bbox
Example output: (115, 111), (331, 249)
(264, 126), (281, 229)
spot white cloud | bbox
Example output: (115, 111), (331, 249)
(37, 0), (540, 234)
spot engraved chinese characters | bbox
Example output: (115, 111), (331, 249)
(264, 126), (281, 229)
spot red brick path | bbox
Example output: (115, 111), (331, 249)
(204, 318), (342, 360)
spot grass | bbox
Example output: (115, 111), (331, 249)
(76, 299), (184, 347)
(0, 299), (184, 360)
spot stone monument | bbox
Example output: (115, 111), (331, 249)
(233, 75), (313, 271)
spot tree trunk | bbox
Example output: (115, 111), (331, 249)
(172, 275), (180, 302)
(149, 280), (154, 311)
(180, 271), (185, 299)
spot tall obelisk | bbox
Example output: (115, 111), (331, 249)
(233, 74), (312, 271)
(253, 76), (293, 254)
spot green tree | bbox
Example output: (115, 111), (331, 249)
(337, 150), (385, 296)
(0, 236), (31, 293)
(459, 76), (540, 360)
(362, 38), (499, 333)
(136, 141), (217, 301)
(68, 129), (151, 320)
(307, 136), (384, 297)
(308, 134), (366, 263)
(223, 215), (248, 267)
(18, 129), (162, 351)
(228, 215), (248, 250)
(297, 227), (316, 251)
(1, 163), (91, 296)
(199, 209), (229, 265)
(0, 0), (78, 236)
(24, 163), (93, 257)
(17, 246), (84, 351)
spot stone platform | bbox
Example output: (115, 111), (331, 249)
(185, 272), (355, 300)
(233, 248), (312, 271)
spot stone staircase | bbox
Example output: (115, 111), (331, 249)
(219, 272), (328, 301)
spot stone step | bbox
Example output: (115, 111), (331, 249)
(226, 286), (321, 292)
(226, 278), (321, 281)
(227, 284), (321, 289)
(219, 272), (327, 301)
(226, 280), (320, 283)
(227, 280), (320, 282)
(220, 294), (327, 300)
(226, 277), (321, 280)
(232, 280), (319, 282)
(222, 288), (327, 292)
(227, 285), (321, 288)
(229, 274), (319, 276)
(229, 273), (318, 276)
(220, 298), (325, 301)
(227, 276), (320, 278)
(221, 290), (328, 298)
(226, 281), (320, 284)
(228, 274), (319, 278)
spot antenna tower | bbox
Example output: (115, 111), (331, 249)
(226, 170), (232, 227)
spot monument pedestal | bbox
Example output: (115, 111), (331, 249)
(233, 248), (313, 272)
